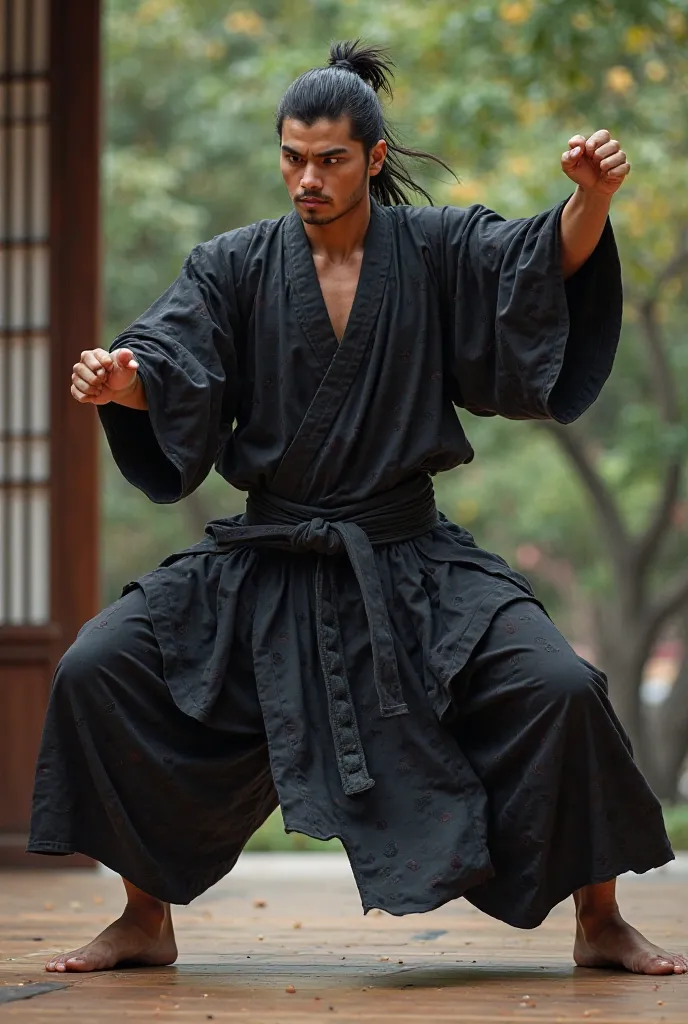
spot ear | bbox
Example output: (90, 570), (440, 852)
(369, 139), (387, 178)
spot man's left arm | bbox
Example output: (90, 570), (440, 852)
(559, 129), (630, 279)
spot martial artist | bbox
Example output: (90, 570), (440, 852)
(32, 41), (686, 976)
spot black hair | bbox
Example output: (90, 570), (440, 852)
(275, 39), (455, 206)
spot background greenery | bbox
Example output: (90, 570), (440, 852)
(245, 805), (688, 852)
(102, 0), (688, 842)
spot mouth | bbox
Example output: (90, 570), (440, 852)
(298, 197), (328, 208)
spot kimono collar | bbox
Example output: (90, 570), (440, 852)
(284, 198), (392, 366)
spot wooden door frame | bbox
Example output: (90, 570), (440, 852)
(0, 0), (100, 868)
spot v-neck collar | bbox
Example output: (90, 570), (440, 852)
(284, 199), (391, 371)
(270, 201), (392, 498)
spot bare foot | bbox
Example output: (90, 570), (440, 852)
(575, 911), (688, 975)
(45, 900), (177, 973)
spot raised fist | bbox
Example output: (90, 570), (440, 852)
(71, 348), (139, 406)
(561, 129), (630, 196)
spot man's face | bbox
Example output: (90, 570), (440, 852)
(280, 116), (385, 225)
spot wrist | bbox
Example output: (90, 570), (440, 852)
(112, 373), (144, 409)
(572, 184), (612, 210)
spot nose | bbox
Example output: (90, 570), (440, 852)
(300, 162), (323, 191)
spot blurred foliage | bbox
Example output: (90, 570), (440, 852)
(663, 803), (688, 850)
(245, 809), (343, 852)
(103, 0), (688, 629)
(244, 805), (688, 852)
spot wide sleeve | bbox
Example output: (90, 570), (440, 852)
(98, 236), (240, 503)
(440, 199), (622, 422)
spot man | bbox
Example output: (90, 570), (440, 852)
(31, 41), (685, 976)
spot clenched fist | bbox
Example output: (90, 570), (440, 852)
(561, 129), (630, 196)
(71, 348), (141, 406)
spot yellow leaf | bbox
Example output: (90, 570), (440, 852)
(499, 1), (532, 25)
(417, 117), (437, 136)
(456, 498), (479, 524)
(136, 0), (175, 23)
(605, 66), (635, 94)
(571, 12), (592, 31)
(517, 98), (552, 126)
(623, 25), (654, 54)
(507, 155), (533, 177)
(224, 10), (265, 36)
(667, 10), (686, 37)
(449, 181), (482, 205)
(644, 60), (667, 82)
(501, 35), (521, 55)
(626, 215), (646, 239)
(649, 196), (670, 220)
(205, 40), (226, 60)
(394, 84), (411, 109)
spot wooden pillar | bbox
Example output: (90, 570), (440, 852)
(0, 0), (100, 867)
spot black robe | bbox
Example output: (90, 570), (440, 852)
(31, 197), (672, 923)
(101, 197), (620, 508)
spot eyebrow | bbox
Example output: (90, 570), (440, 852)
(281, 145), (349, 158)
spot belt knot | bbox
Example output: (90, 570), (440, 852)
(291, 518), (343, 556)
(197, 475), (439, 796)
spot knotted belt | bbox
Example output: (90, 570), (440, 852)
(204, 475), (438, 797)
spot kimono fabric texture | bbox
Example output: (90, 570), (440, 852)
(29, 198), (674, 928)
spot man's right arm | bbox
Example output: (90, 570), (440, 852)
(87, 234), (245, 503)
(71, 347), (148, 410)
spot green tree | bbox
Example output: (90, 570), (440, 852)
(103, 0), (688, 798)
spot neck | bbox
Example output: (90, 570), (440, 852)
(303, 191), (372, 263)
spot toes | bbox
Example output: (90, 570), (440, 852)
(648, 958), (680, 975)
(64, 957), (90, 971)
(660, 952), (688, 974)
(46, 953), (90, 973)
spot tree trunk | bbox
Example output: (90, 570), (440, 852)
(181, 488), (218, 539)
(597, 606), (688, 801)
(647, 630), (688, 802)
(592, 604), (651, 774)
(602, 656), (649, 762)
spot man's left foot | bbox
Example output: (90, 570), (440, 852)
(575, 911), (688, 974)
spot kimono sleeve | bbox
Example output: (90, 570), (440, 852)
(441, 199), (622, 422)
(98, 236), (241, 503)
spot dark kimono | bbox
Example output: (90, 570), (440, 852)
(29, 199), (673, 928)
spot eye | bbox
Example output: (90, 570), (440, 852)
(323, 157), (340, 165)
(285, 154), (302, 164)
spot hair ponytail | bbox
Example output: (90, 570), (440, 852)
(326, 40), (394, 97)
(276, 39), (455, 206)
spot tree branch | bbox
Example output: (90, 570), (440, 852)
(650, 610), (688, 800)
(181, 487), (216, 538)
(629, 229), (687, 577)
(633, 460), (682, 578)
(541, 421), (632, 578)
(645, 566), (688, 647)
(637, 293), (680, 425)
(645, 224), (688, 304)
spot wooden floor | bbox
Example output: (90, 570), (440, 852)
(0, 858), (686, 1022)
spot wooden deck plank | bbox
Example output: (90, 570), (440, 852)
(1, 863), (686, 1022)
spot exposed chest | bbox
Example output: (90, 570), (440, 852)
(313, 253), (363, 344)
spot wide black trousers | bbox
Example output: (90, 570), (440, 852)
(29, 585), (673, 928)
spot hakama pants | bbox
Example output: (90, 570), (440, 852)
(29, 576), (673, 928)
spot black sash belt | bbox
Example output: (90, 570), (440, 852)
(204, 475), (438, 796)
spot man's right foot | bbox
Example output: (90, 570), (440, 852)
(45, 900), (177, 973)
